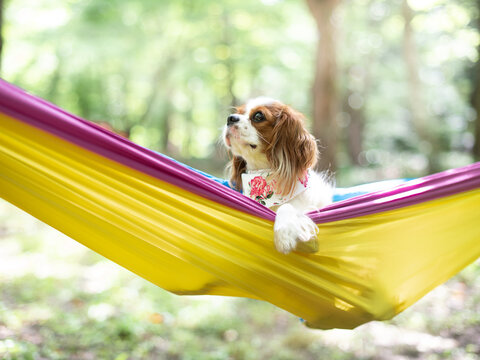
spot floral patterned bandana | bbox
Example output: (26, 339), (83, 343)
(241, 169), (310, 208)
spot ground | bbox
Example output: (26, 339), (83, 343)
(0, 200), (479, 360)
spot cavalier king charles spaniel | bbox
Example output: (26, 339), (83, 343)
(223, 97), (333, 254)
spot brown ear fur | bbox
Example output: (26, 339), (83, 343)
(265, 106), (318, 195)
(228, 156), (247, 192)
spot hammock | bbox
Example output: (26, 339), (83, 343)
(0, 79), (479, 330)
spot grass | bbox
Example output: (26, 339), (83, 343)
(0, 200), (479, 359)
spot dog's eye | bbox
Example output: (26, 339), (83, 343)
(252, 111), (265, 123)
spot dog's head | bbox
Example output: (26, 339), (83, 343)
(223, 97), (318, 194)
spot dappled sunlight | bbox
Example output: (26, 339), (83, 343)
(87, 303), (116, 322)
(82, 262), (121, 294)
(319, 322), (457, 356)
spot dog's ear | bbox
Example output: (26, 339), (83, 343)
(228, 156), (247, 192)
(266, 106), (318, 195)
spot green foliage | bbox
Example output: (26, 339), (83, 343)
(3, 0), (316, 164)
(3, 0), (476, 184)
(3, 0), (478, 184)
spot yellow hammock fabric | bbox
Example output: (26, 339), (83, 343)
(1, 79), (479, 329)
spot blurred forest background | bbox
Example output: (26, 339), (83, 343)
(1, 0), (480, 359)
(1, 0), (480, 183)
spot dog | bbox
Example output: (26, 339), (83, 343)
(223, 97), (333, 254)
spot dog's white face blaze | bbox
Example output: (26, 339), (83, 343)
(223, 97), (279, 171)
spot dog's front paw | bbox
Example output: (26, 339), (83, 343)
(274, 204), (318, 254)
(274, 222), (299, 254)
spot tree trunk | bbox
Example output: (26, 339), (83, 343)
(306, 0), (340, 172)
(0, 0), (4, 74)
(46, 52), (63, 102)
(344, 90), (365, 166)
(473, 75), (480, 161)
(402, 0), (440, 173)
(161, 96), (173, 153)
(138, 62), (173, 126)
(472, 3), (480, 161)
(221, 11), (238, 107)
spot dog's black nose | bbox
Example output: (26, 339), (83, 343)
(227, 114), (240, 126)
